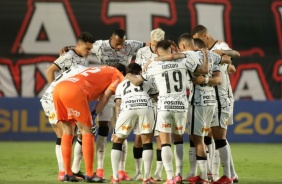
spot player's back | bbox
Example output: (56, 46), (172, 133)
(210, 41), (233, 98)
(143, 61), (188, 112)
(55, 50), (88, 71)
(115, 79), (153, 111)
(66, 66), (124, 101)
(146, 61), (187, 97)
(41, 65), (88, 102)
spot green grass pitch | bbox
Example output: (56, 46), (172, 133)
(0, 141), (281, 184)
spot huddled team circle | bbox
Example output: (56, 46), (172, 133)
(40, 25), (240, 184)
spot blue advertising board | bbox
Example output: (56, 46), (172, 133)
(0, 98), (281, 142)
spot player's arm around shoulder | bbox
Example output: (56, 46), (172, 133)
(154, 52), (186, 62)
(194, 48), (209, 75)
(220, 54), (232, 64)
(228, 64), (236, 74)
(95, 89), (115, 114)
(46, 57), (62, 84)
(209, 71), (222, 86)
(91, 40), (103, 55)
(192, 71), (221, 86)
(127, 40), (146, 52)
(213, 49), (240, 59)
(115, 99), (122, 120)
(125, 73), (144, 86)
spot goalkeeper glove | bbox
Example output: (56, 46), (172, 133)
(91, 110), (98, 135)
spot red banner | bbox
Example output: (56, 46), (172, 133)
(0, 0), (281, 99)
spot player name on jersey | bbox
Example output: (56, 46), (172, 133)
(162, 63), (179, 69)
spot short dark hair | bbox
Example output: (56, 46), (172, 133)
(113, 29), (126, 39)
(126, 63), (142, 75)
(156, 39), (171, 50)
(191, 25), (207, 36)
(111, 63), (126, 76)
(78, 32), (95, 43)
(193, 38), (206, 49)
(178, 33), (193, 44)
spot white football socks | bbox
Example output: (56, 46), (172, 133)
(55, 144), (64, 171)
(118, 139), (128, 171)
(71, 139), (83, 173)
(174, 143), (184, 176)
(96, 135), (107, 169)
(162, 145), (174, 180)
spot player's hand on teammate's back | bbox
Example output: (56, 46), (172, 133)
(168, 40), (178, 53)
(91, 110), (98, 135)
(142, 59), (152, 72)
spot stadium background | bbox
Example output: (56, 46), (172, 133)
(0, 0), (281, 142)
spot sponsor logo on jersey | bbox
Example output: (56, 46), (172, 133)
(162, 123), (171, 128)
(142, 123), (150, 130)
(48, 112), (56, 120)
(164, 101), (184, 105)
(204, 100), (217, 104)
(175, 126), (183, 131)
(164, 101), (185, 109)
(129, 103), (147, 107)
(67, 108), (80, 117)
(201, 127), (210, 133)
(203, 95), (215, 99)
(122, 125), (131, 131)
(66, 78), (79, 82)
(125, 99), (148, 103)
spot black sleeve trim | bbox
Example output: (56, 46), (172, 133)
(114, 98), (121, 103)
(54, 63), (61, 70)
(141, 75), (147, 81)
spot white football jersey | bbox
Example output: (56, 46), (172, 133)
(91, 40), (144, 66)
(115, 79), (155, 111)
(40, 65), (88, 111)
(187, 50), (221, 106)
(142, 61), (188, 112)
(54, 50), (88, 71)
(135, 45), (159, 95)
(135, 46), (157, 68)
(210, 41), (234, 103)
